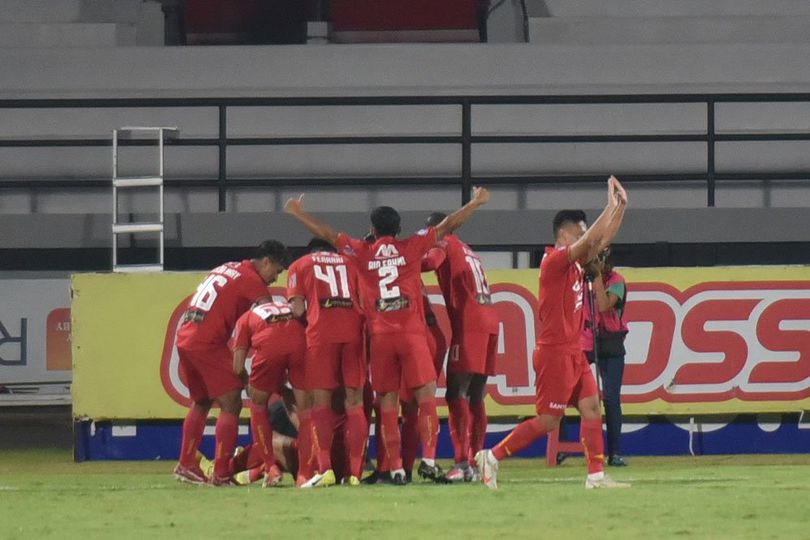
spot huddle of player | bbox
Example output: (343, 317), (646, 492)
(173, 176), (630, 490)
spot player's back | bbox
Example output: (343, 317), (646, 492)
(232, 301), (304, 355)
(435, 234), (498, 334)
(537, 246), (584, 349)
(178, 260), (268, 346)
(338, 229), (436, 335)
(287, 250), (363, 344)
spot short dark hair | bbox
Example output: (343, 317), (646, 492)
(370, 206), (401, 237)
(255, 239), (290, 267)
(552, 210), (588, 239)
(425, 212), (447, 228)
(307, 238), (335, 253)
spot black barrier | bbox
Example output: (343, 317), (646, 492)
(2, 93), (810, 210)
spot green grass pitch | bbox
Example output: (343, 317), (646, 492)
(0, 449), (808, 540)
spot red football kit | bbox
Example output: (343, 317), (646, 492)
(534, 246), (597, 416)
(231, 301), (306, 393)
(336, 228), (438, 393)
(287, 251), (365, 390)
(176, 260), (270, 401)
(430, 234), (499, 376)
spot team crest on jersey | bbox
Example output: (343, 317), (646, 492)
(374, 243), (400, 259)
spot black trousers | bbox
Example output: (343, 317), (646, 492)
(597, 354), (625, 457)
(586, 350), (625, 457)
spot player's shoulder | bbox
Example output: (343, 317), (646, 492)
(288, 255), (310, 271)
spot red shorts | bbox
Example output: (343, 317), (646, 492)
(369, 333), (436, 394)
(304, 340), (366, 390)
(178, 342), (242, 403)
(533, 345), (597, 417)
(447, 331), (498, 376)
(250, 340), (306, 394)
(400, 325), (447, 402)
(427, 323), (448, 376)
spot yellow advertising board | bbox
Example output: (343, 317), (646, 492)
(72, 266), (810, 420)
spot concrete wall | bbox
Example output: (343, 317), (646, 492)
(2, 37), (810, 247)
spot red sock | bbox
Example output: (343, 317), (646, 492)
(447, 397), (471, 464)
(400, 404), (419, 473)
(380, 406), (402, 471)
(297, 409), (316, 482)
(179, 407), (207, 466)
(492, 416), (548, 461)
(230, 442), (260, 473)
(580, 417), (605, 474)
(311, 404), (335, 473)
(468, 401), (487, 462)
(345, 405), (369, 478)
(213, 411), (239, 478)
(249, 402), (276, 472)
(417, 396), (439, 461)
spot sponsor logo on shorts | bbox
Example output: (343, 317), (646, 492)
(375, 296), (409, 312)
(549, 402), (567, 410)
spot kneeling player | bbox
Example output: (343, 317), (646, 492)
(232, 301), (307, 487)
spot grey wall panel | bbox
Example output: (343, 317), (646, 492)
(472, 142), (707, 175)
(4, 208), (808, 249)
(227, 105), (461, 137)
(523, 181), (708, 211)
(472, 103), (706, 135)
(8, 44), (810, 99)
(225, 144), (461, 178)
(716, 102), (810, 133)
(0, 107), (218, 138)
(715, 141), (810, 172)
(0, 146), (218, 179)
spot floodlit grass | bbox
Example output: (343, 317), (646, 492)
(0, 449), (808, 539)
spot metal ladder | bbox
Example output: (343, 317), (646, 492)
(111, 126), (178, 272)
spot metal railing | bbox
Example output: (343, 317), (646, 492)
(2, 93), (810, 210)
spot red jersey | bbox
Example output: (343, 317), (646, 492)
(337, 227), (438, 335)
(176, 260), (270, 347)
(230, 301), (304, 356)
(286, 250), (363, 344)
(537, 246), (584, 349)
(430, 234), (499, 334)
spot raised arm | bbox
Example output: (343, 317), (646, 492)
(568, 176), (628, 264)
(283, 194), (340, 247)
(434, 186), (490, 240)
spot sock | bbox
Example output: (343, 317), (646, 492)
(492, 416), (548, 461)
(179, 407), (207, 467)
(230, 442), (261, 473)
(447, 397), (471, 464)
(311, 404), (335, 473)
(400, 405), (419, 473)
(380, 406), (402, 471)
(297, 409), (315, 482)
(468, 401), (487, 463)
(329, 412), (348, 480)
(213, 411), (239, 478)
(580, 417), (606, 475)
(345, 405), (369, 478)
(373, 399), (388, 472)
(249, 402), (276, 472)
(417, 396), (439, 461)
(246, 466), (265, 484)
